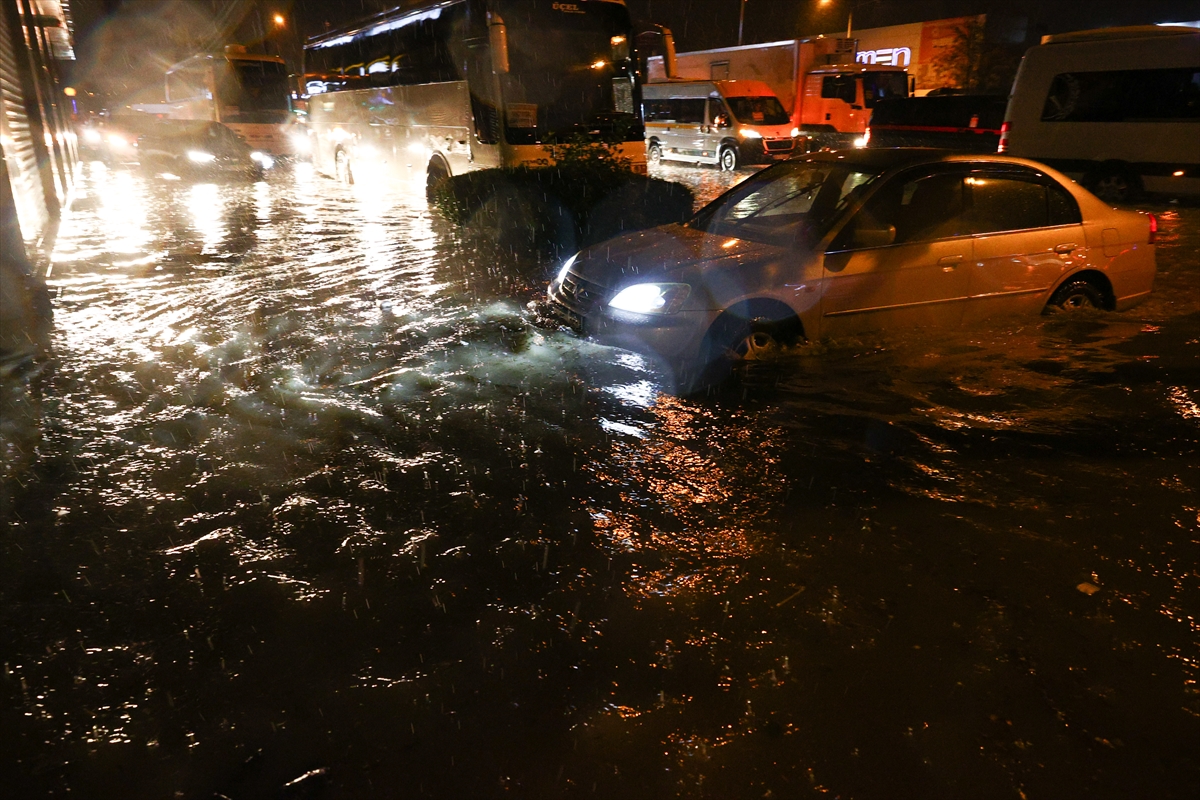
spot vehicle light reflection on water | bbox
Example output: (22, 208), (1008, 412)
(2, 162), (1198, 798)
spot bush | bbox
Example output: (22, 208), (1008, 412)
(431, 158), (695, 258)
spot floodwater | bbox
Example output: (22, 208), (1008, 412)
(2, 159), (1198, 799)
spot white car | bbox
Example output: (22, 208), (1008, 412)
(547, 149), (1157, 387)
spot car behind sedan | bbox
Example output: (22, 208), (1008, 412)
(547, 149), (1157, 389)
(138, 121), (272, 180)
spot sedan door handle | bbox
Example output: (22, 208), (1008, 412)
(1054, 242), (1077, 254)
(937, 254), (964, 267)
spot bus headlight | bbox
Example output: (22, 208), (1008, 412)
(289, 132), (312, 153)
(608, 283), (690, 315)
(187, 150), (217, 163)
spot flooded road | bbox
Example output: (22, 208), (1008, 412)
(2, 160), (1198, 799)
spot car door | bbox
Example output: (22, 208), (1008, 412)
(819, 165), (974, 335)
(959, 167), (1086, 321)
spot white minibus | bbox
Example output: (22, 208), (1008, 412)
(999, 26), (1199, 203)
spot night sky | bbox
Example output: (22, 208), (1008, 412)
(68, 0), (1199, 98)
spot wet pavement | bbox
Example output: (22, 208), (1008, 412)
(2, 159), (1198, 799)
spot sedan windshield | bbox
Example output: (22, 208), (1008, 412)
(690, 161), (883, 246)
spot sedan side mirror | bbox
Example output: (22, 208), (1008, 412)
(850, 224), (896, 249)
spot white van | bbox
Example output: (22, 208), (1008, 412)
(642, 80), (805, 170)
(999, 26), (1200, 203)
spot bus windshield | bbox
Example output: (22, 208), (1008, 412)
(498, 0), (639, 143)
(219, 60), (291, 123)
(725, 96), (790, 126)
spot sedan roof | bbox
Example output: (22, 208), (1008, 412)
(790, 148), (967, 171)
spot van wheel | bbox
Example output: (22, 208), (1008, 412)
(1046, 279), (1105, 312)
(335, 149), (353, 185)
(647, 142), (662, 164)
(426, 157), (451, 202)
(719, 146), (738, 172)
(1086, 164), (1140, 204)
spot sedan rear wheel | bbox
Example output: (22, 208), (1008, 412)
(1047, 279), (1105, 312)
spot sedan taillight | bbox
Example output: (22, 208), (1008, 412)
(1147, 212), (1158, 244)
(997, 121), (1010, 153)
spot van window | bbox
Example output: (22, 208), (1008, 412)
(673, 98), (706, 124)
(725, 96), (790, 126)
(643, 99), (673, 121)
(1041, 68), (1200, 122)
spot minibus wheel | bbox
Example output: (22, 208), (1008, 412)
(719, 146), (738, 171)
(1085, 163), (1141, 204)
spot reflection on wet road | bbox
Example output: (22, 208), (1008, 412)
(2, 160), (1198, 799)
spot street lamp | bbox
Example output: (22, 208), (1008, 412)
(273, 13), (285, 27)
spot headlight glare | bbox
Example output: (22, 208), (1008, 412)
(608, 283), (690, 315)
(738, 128), (762, 139)
(553, 253), (578, 287)
(790, 127), (801, 138)
(187, 150), (216, 163)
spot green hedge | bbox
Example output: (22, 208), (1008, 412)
(431, 163), (695, 257)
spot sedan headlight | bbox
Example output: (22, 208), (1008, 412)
(737, 128), (762, 139)
(82, 128), (102, 144)
(250, 151), (274, 169)
(608, 283), (691, 315)
(187, 150), (216, 163)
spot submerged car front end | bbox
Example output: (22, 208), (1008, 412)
(547, 229), (718, 360)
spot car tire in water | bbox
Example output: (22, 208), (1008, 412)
(1046, 278), (1106, 312)
(719, 146), (738, 172)
(647, 142), (662, 164)
(1085, 163), (1140, 204)
(335, 149), (354, 185)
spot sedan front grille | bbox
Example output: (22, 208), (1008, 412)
(549, 270), (611, 332)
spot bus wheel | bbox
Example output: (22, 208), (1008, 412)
(647, 142), (662, 164)
(426, 157), (450, 202)
(335, 149), (354, 185)
(1086, 163), (1140, 204)
(719, 146), (738, 172)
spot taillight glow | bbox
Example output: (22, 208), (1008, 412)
(997, 121), (1010, 153)
(1147, 213), (1157, 245)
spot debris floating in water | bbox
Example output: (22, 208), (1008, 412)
(1076, 582), (1100, 596)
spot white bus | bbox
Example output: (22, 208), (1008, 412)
(162, 46), (302, 157)
(303, 0), (646, 196)
(999, 26), (1200, 203)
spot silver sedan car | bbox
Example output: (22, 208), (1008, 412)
(547, 149), (1157, 386)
